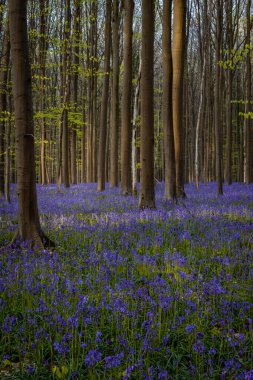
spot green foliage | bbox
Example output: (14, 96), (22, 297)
(219, 44), (253, 70)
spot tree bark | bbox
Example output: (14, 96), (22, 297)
(62, 0), (71, 188)
(172, 0), (186, 198)
(214, 0), (223, 195)
(97, 0), (111, 191)
(39, 0), (49, 185)
(8, 0), (53, 247)
(0, 22), (10, 198)
(139, 0), (155, 209)
(110, 0), (120, 188)
(132, 58), (141, 196)
(71, 0), (81, 185)
(121, 0), (134, 195)
(244, 0), (252, 184)
(162, 0), (176, 201)
(225, 0), (233, 185)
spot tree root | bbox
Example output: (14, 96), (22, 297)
(0, 228), (55, 255)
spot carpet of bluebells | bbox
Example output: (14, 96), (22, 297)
(0, 182), (253, 379)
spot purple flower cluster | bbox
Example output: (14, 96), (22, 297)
(0, 182), (253, 378)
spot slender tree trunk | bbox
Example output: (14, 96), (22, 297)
(162, 0), (176, 201)
(39, 0), (49, 185)
(0, 23), (10, 198)
(110, 0), (120, 188)
(62, 0), (71, 188)
(71, 0), (81, 185)
(4, 109), (11, 203)
(81, 101), (86, 182)
(245, 0), (252, 184)
(121, 0), (134, 195)
(139, 0), (155, 209)
(172, 0), (186, 198)
(132, 58), (141, 196)
(8, 0), (53, 247)
(97, 0), (111, 191)
(225, 0), (233, 185)
(215, 0), (223, 195)
(195, 57), (206, 189)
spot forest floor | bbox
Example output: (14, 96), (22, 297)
(0, 182), (253, 379)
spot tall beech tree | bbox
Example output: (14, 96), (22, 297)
(71, 0), (81, 185)
(173, 0), (186, 198)
(62, 0), (71, 188)
(214, 0), (223, 195)
(139, 0), (155, 209)
(0, 22), (10, 198)
(162, 0), (176, 201)
(121, 0), (134, 195)
(110, 0), (120, 188)
(244, 0), (252, 184)
(8, 0), (53, 246)
(97, 0), (111, 192)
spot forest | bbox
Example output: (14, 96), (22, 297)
(0, 0), (253, 379)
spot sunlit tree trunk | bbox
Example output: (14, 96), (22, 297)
(139, 0), (155, 209)
(172, 0), (186, 198)
(121, 0), (134, 195)
(162, 0), (176, 201)
(97, 0), (111, 191)
(8, 0), (53, 247)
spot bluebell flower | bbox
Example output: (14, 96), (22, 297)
(185, 324), (195, 333)
(104, 352), (124, 369)
(85, 349), (102, 367)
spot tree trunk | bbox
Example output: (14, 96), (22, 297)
(214, 0), (223, 195)
(8, 0), (53, 247)
(195, 57), (206, 189)
(225, 0), (233, 185)
(62, 0), (71, 188)
(121, 0), (134, 195)
(71, 0), (81, 185)
(162, 0), (176, 201)
(97, 0), (111, 192)
(110, 0), (120, 188)
(139, 0), (155, 209)
(39, 0), (49, 186)
(0, 23), (10, 198)
(132, 58), (141, 196)
(172, 0), (186, 198)
(244, 0), (252, 184)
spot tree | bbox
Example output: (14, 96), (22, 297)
(97, 0), (111, 192)
(244, 0), (252, 184)
(172, 0), (186, 198)
(121, 0), (134, 195)
(62, 0), (71, 188)
(39, 0), (49, 185)
(110, 0), (120, 188)
(8, 0), (53, 247)
(0, 21), (10, 198)
(139, 0), (155, 209)
(162, 0), (176, 201)
(214, 0), (223, 195)
(71, 0), (81, 185)
(225, 0), (233, 185)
